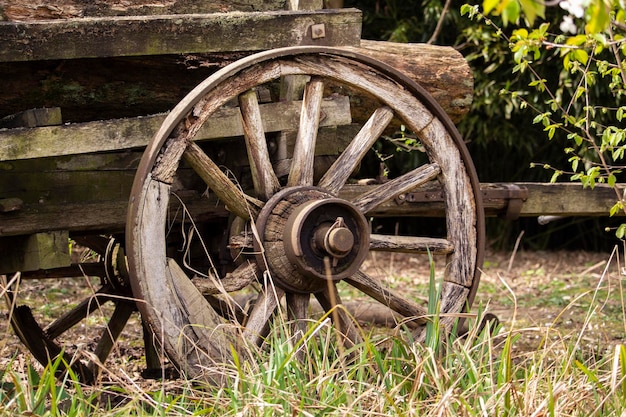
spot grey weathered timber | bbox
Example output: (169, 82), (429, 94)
(287, 77), (324, 187)
(345, 271), (428, 324)
(0, 0), (290, 21)
(239, 90), (281, 199)
(0, 9), (362, 62)
(5, 182), (622, 239)
(0, 96), (351, 161)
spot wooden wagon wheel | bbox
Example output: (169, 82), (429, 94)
(127, 46), (485, 383)
(3, 235), (160, 384)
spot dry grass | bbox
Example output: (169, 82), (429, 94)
(1, 247), (625, 415)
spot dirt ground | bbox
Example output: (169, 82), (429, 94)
(1, 248), (623, 381)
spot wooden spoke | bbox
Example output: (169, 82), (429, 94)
(287, 77), (324, 187)
(318, 106), (394, 194)
(92, 301), (135, 366)
(370, 234), (454, 255)
(242, 286), (286, 346)
(184, 141), (262, 220)
(345, 271), (428, 325)
(44, 287), (112, 339)
(239, 89), (281, 200)
(353, 163), (441, 213)
(315, 283), (362, 348)
(286, 292), (311, 339)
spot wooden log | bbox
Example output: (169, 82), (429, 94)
(0, 44), (471, 124)
(344, 40), (473, 124)
(0, 9), (362, 62)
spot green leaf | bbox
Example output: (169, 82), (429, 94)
(608, 173), (617, 187)
(519, 0), (545, 26)
(483, 0), (500, 15)
(502, 0), (521, 25)
(573, 49), (589, 65)
(586, 0), (611, 33)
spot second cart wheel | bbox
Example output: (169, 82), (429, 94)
(127, 46), (484, 383)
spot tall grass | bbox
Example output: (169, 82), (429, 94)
(2, 252), (626, 416)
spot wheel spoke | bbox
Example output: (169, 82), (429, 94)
(352, 163), (440, 213)
(345, 271), (428, 325)
(286, 292), (310, 339)
(370, 234), (454, 255)
(287, 77), (324, 187)
(243, 286), (285, 346)
(239, 89), (281, 200)
(318, 106), (394, 194)
(184, 141), (262, 220)
(314, 283), (362, 348)
(44, 287), (113, 339)
(91, 301), (135, 367)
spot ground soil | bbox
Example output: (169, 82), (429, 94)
(1, 249), (623, 382)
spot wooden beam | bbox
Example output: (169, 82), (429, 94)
(0, 96), (351, 161)
(2, 182), (624, 239)
(0, 1), (289, 21)
(343, 182), (626, 218)
(0, 231), (71, 274)
(0, 9), (362, 62)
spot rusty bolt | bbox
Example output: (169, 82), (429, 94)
(311, 23), (326, 39)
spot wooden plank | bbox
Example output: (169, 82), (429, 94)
(0, 9), (362, 62)
(339, 182), (626, 218)
(515, 182), (626, 217)
(0, 195), (228, 237)
(0, 107), (62, 128)
(0, 96), (351, 161)
(0, 1), (289, 22)
(2, 181), (624, 239)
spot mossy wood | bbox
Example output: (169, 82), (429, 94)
(0, 9), (361, 63)
(0, 41), (471, 124)
(0, 0), (300, 21)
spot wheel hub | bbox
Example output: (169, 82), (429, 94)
(255, 187), (370, 293)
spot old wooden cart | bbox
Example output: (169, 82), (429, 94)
(0, 1), (618, 384)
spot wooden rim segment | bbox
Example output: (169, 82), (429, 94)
(126, 46), (484, 382)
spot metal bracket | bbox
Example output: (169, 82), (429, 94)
(482, 184), (528, 220)
(396, 183), (529, 220)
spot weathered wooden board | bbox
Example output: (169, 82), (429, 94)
(2, 181), (623, 238)
(0, 0), (292, 21)
(510, 182), (626, 217)
(339, 182), (626, 218)
(0, 9), (362, 62)
(0, 96), (351, 161)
